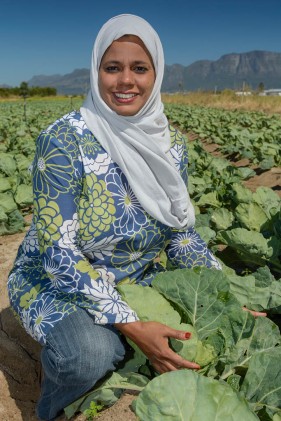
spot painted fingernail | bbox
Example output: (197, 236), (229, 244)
(185, 332), (191, 339)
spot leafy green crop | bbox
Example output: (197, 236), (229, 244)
(65, 267), (281, 420)
(185, 138), (281, 276)
(135, 370), (259, 421)
(165, 104), (281, 168)
(83, 401), (104, 420)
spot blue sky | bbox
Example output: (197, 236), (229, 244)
(1, 0), (281, 86)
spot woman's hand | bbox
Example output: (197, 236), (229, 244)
(114, 320), (200, 374)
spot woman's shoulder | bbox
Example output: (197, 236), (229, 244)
(43, 110), (88, 136)
(36, 110), (96, 152)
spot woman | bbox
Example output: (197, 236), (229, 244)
(8, 14), (222, 420)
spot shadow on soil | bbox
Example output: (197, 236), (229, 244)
(0, 307), (42, 421)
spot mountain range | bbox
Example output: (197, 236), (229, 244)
(27, 50), (281, 94)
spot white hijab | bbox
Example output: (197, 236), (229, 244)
(80, 14), (195, 229)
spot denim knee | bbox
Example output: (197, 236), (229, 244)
(41, 311), (126, 387)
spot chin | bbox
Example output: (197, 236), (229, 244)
(115, 107), (139, 116)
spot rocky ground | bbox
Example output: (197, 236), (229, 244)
(0, 163), (280, 421)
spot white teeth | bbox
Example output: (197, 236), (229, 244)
(115, 93), (136, 99)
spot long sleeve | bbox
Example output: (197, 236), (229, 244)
(32, 119), (139, 325)
(166, 226), (221, 270)
(166, 126), (221, 270)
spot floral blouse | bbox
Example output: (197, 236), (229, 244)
(7, 111), (220, 345)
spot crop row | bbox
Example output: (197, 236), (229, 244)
(165, 103), (281, 169)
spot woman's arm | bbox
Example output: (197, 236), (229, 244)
(33, 125), (138, 324)
(166, 226), (222, 270)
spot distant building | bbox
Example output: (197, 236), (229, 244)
(235, 91), (252, 96)
(260, 89), (281, 96)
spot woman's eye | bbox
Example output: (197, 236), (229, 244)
(135, 66), (148, 73)
(105, 66), (119, 72)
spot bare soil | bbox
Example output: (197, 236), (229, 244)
(0, 154), (280, 420)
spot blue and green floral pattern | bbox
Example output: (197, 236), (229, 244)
(7, 111), (220, 345)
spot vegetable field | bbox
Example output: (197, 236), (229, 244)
(0, 99), (281, 420)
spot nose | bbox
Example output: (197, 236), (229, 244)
(118, 68), (134, 87)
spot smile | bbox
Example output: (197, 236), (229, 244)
(114, 93), (137, 98)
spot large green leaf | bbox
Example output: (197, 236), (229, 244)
(209, 157), (230, 172)
(211, 207), (234, 230)
(0, 206), (8, 222)
(0, 177), (11, 193)
(15, 184), (33, 207)
(228, 273), (281, 313)
(241, 347), (281, 418)
(232, 183), (253, 204)
(218, 228), (274, 261)
(253, 187), (281, 219)
(152, 268), (254, 348)
(236, 167), (256, 180)
(196, 191), (221, 208)
(135, 370), (259, 421)
(0, 191), (17, 214)
(0, 152), (17, 176)
(118, 284), (182, 327)
(64, 371), (149, 419)
(220, 317), (280, 380)
(235, 202), (269, 232)
(118, 284), (214, 366)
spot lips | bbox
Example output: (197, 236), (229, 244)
(115, 93), (137, 99)
(113, 92), (138, 103)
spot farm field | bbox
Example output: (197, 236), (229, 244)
(0, 97), (280, 421)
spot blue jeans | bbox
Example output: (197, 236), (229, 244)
(36, 307), (126, 420)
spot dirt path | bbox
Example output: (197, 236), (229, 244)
(0, 163), (280, 420)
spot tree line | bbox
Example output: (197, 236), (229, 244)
(0, 82), (57, 98)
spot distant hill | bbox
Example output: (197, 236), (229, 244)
(162, 50), (281, 92)
(28, 50), (281, 94)
(28, 69), (90, 95)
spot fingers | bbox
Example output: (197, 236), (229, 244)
(150, 348), (201, 373)
(170, 352), (201, 370)
(121, 321), (200, 373)
(151, 357), (200, 373)
(150, 359), (178, 374)
(242, 307), (267, 317)
(153, 325), (200, 370)
(164, 326), (192, 341)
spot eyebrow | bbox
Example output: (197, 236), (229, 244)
(102, 60), (151, 66)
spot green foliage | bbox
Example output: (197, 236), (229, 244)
(0, 82), (57, 98)
(64, 371), (150, 419)
(65, 267), (281, 420)
(174, 131), (281, 276)
(165, 103), (281, 167)
(83, 401), (104, 420)
(19, 82), (29, 98)
(135, 370), (259, 421)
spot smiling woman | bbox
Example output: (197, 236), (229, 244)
(99, 35), (155, 116)
(7, 14), (223, 421)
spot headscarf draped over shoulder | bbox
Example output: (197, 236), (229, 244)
(80, 14), (195, 229)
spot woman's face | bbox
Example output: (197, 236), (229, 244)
(98, 35), (155, 116)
